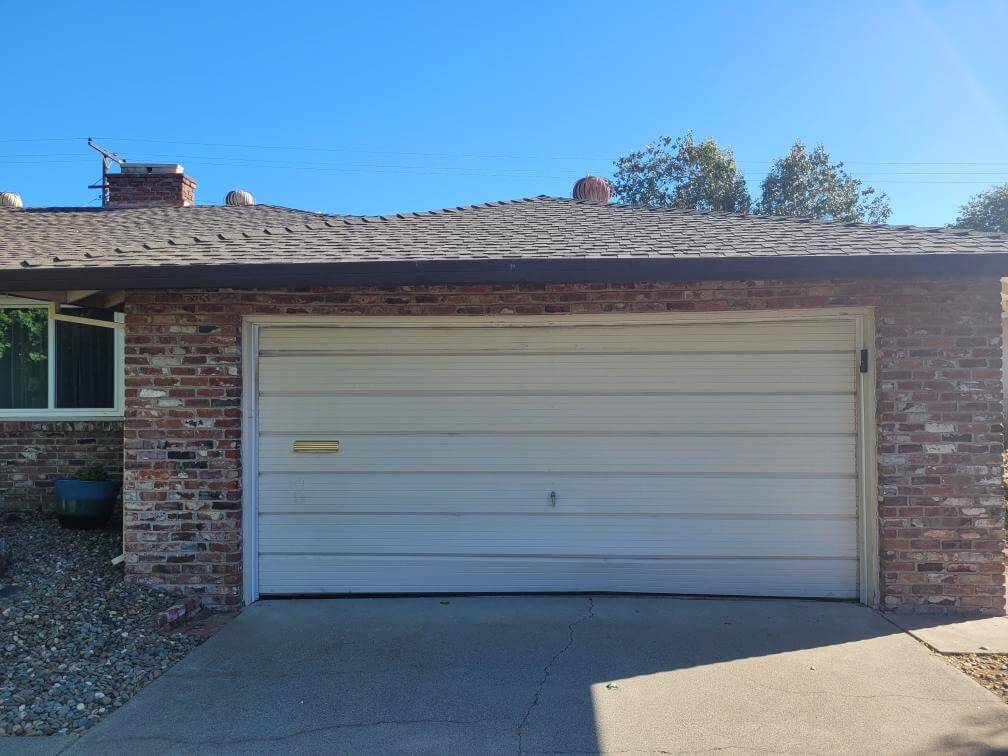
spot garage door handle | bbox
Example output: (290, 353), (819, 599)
(549, 490), (557, 507)
(293, 440), (341, 453)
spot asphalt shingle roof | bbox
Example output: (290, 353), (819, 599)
(2, 197), (1007, 289)
(0, 204), (332, 270)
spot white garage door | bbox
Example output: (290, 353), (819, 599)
(253, 314), (862, 599)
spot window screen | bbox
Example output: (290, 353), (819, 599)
(55, 308), (116, 409)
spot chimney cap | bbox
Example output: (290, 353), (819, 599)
(572, 175), (612, 204)
(120, 163), (185, 175)
(225, 189), (255, 207)
(0, 191), (23, 208)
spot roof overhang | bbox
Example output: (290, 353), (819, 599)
(1, 289), (126, 308)
(2, 253), (1007, 293)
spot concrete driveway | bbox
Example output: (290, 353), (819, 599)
(68, 596), (1008, 755)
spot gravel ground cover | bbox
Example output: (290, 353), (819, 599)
(948, 654), (1008, 704)
(0, 514), (203, 736)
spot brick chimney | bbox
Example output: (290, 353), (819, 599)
(106, 163), (196, 208)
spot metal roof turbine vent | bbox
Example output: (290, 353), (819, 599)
(225, 189), (255, 207)
(0, 191), (24, 208)
(572, 175), (612, 204)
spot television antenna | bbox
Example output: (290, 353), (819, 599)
(87, 138), (125, 207)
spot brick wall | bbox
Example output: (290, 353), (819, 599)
(122, 278), (1006, 613)
(0, 421), (124, 512)
(106, 172), (196, 208)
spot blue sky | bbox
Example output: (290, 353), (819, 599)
(2, 1), (1006, 226)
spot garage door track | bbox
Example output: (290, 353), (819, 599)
(70, 596), (1008, 754)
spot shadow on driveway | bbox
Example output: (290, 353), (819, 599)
(69, 596), (1008, 755)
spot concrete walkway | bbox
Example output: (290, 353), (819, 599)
(885, 612), (1008, 654)
(0, 736), (78, 755)
(64, 596), (1008, 755)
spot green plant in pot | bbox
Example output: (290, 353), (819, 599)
(53, 463), (121, 529)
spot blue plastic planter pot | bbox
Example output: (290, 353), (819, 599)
(53, 478), (121, 529)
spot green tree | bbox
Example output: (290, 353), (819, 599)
(0, 308), (46, 361)
(610, 132), (751, 212)
(955, 184), (1008, 233)
(757, 141), (890, 224)
(0, 308), (48, 409)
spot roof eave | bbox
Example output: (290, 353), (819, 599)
(2, 253), (1006, 292)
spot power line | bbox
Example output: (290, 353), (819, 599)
(8, 152), (1008, 176)
(4, 144), (1008, 185)
(734, 159), (1008, 167)
(0, 155), (581, 175)
(94, 137), (605, 163)
(6, 152), (1008, 178)
(3, 159), (1007, 184)
(5, 136), (1006, 168)
(853, 180), (1007, 185)
(0, 137), (83, 143)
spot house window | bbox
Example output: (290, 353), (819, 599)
(0, 297), (123, 418)
(0, 307), (48, 409)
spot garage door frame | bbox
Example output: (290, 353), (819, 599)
(240, 307), (878, 606)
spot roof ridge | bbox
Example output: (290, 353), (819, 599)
(350, 197), (540, 223)
(42, 219), (347, 265)
(9, 198), (1005, 241)
(542, 195), (1007, 239)
(236, 203), (340, 217)
(34, 199), (541, 264)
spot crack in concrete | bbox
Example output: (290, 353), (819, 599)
(51, 737), (81, 756)
(80, 717), (491, 747)
(518, 596), (595, 755)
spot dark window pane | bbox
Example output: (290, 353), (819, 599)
(0, 308), (48, 409)
(55, 314), (115, 409)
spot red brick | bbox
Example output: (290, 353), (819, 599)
(0, 421), (123, 512)
(120, 277), (1006, 614)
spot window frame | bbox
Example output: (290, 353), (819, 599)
(0, 295), (124, 419)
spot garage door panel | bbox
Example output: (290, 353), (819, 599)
(258, 434), (856, 475)
(259, 513), (856, 559)
(254, 315), (863, 600)
(258, 473), (857, 516)
(258, 353), (855, 395)
(258, 394), (857, 434)
(258, 320), (857, 355)
(258, 555), (858, 599)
